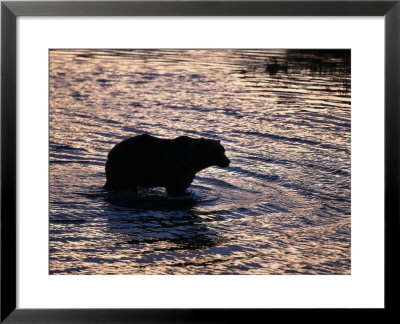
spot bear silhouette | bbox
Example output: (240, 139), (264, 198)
(104, 134), (230, 195)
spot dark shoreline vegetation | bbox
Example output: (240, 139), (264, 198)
(49, 49), (351, 275)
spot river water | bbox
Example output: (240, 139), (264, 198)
(49, 49), (351, 274)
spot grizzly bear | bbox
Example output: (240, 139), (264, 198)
(104, 134), (230, 195)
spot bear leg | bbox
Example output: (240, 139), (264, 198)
(166, 185), (187, 196)
(166, 173), (194, 196)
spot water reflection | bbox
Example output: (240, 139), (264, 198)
(108, 212), (221, 251)
(105, 189), (198, 211)
(104, 189), (223, 252)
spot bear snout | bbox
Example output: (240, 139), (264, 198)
(218, 157), (230, 168)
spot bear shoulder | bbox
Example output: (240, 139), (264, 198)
(174, 135), (196, 144)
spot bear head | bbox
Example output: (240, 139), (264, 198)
(199, 138), (230, 168)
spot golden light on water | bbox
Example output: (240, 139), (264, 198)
(50, 50), (350, 275)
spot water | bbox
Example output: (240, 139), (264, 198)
(49, 49), (351, 275)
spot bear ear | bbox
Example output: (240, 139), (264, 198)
(217, 140), (221, 144)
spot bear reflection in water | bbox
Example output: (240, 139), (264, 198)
(105, 134), (230, 196)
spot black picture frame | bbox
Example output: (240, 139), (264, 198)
(1, 0), (399, 322)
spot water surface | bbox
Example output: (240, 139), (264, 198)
(50, 49), (351, 274)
